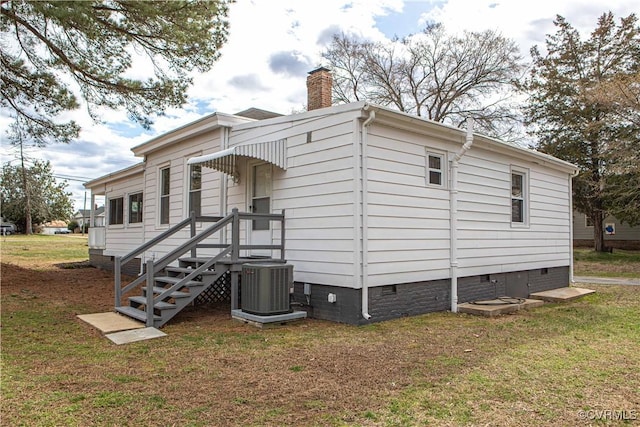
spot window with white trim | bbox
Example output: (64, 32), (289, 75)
(426, 151), (445, 187)
(160, 167), (170, 225)
(585, 215), (593, 227)
(109, 197), (124, 225)
(188, 164), (202, 217)
(128, 192), (143, 224)
(511, 169), (528, 225)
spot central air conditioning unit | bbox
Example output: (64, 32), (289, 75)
(241, 263), (293, 315)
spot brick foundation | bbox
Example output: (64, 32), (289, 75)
(293, 266), (570, 324)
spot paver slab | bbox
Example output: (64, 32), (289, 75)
(529, 287), (595, 302)
(458, 298), (544, 317)
(105, 327), (166, 345)
(77, 312), (144, 334)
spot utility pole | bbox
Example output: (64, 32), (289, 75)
(18, 129), (33, 235)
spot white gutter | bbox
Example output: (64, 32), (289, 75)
(352, 117), (362, 302)
(450, 118), (474, 313)
(361, 106), (376, 320)
(569, 168), (579, 283)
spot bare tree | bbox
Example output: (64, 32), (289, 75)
(584, 72), (640, 126)
(322, 24), (524, 139)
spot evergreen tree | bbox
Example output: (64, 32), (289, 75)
(1, 0), (231, 144)
(521, 12), (640, 251)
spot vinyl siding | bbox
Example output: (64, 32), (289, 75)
(98, 105), (574, 291)
(103, 173), (144, 257)
(138, 129), (224, 260)
(365, 125), (453, 286)
(230, 112), (360, 287)
(456, 149), (572, 276)
(364, 123), (573, 286)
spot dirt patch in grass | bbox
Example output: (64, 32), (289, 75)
(574, 249), (640, 278)
(2, 257), (640, 426)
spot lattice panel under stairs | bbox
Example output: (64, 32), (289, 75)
(194, 271), (231, 304)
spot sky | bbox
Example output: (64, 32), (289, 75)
(1, 0), (638, 211)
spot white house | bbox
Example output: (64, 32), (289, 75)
(573, 211), (640, 250)
(85, 68), (578, 325)
(73, 206), (105, 229)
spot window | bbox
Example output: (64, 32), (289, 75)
(585, 215), (593, 227)
(511, 169), (527, 224)
(109, 197), (123, 225)
(129, 192), (143, 224)
(160, 167), (170, 224)
(426, 151), (445, 186)
(188, 164), (202, 217)
(251, 163), (271, 231)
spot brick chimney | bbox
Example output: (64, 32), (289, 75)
(306, 67), (332, 111)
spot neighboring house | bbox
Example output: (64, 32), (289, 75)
(1, 217), (16, 235)
(73, 207), (105, 228)
(41, 220), (70, 235)
(84, 68), (578, 325)
(573, 211), (640, 250)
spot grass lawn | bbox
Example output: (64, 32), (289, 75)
(1, 234), (88, 267)
(574, 248), (640, 278)
(1, 236), (639, 426)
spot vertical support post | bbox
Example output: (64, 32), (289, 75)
(146, 259), (155, 327)
(231, 208), (239, 263)
(89, 193), (96, 227)
(114, 256), (122, 308)
(190, 210), (197, 258)
(231, 208), (240, 311)
(231, 272), (239, 311)
(280, 209), (286, 262)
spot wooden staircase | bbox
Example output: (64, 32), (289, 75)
(115, 257), (230, 328)
(113, 209), (286, 328)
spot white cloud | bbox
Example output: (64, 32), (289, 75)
(2, 0), (637, 211)
(418, 0), (639, 59)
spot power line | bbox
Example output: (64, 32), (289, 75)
(53, 174), (93, 182)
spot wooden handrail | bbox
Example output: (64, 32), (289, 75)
(154, 246), (232, 303)
(114, 208), (286, 309)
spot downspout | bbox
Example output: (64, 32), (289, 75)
(450, 118), (474, 313)
(361, 106), (376, 320)
(352, 117), (362, 308)
(569, 168), (579, 283)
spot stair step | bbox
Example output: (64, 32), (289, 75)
(179, 257), (211, 266)
(128, 296), (177, 310)
(115, 306), (161, 322)
(155, 276), (203, 287)
(165, 266), (217, 275)
(143, 286), (191, 299)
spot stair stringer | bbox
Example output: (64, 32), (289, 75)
(154, 262), (230, 328)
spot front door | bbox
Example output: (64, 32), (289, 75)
(249, 163), (272, 256)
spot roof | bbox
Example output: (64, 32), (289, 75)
(234, 108), (283, 120)
(130, 112), (255, 157)
(84, 162), (145, 191)
(229, 101), (577, 174)
(75, 207), (105, 217)
(86, 101), (577, 189)
(43, 220), (68, 227)
(364, 104), (578, 174)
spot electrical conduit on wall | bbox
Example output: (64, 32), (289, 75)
(450, 118), (474, 313)
(361, 105), (375, 320)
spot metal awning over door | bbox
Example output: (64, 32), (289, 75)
(187, 139), (287, 182)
